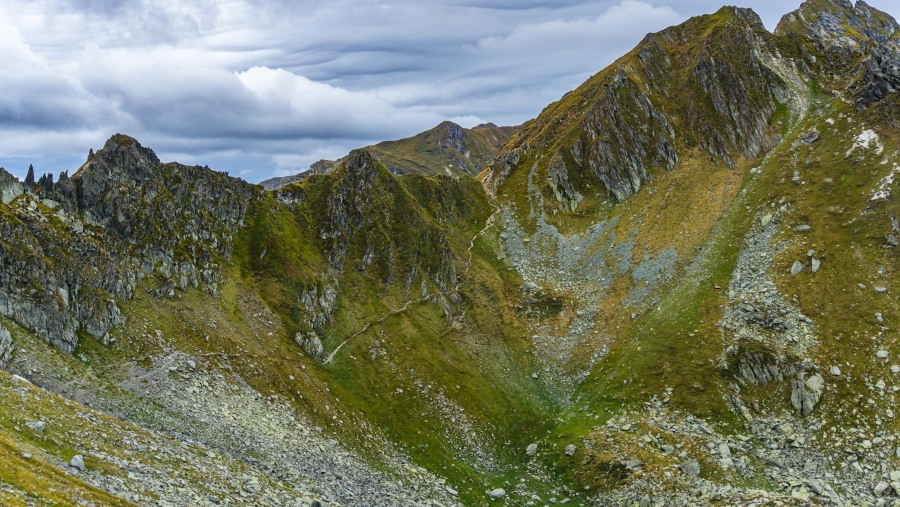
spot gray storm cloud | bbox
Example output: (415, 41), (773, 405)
(0, 0), (896, 181)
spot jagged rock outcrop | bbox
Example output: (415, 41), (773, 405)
(295, 331), (324, 360)
(790, 372), (825, 416)
(0, 324), (13, 367)
(0, 134), (259, 353)
(0, 194), (131, 352)
(734, 350), (799, 386)
(436, 120), (465, 153)
(0, 168), (24, 204)
(70, 135), (257, 296)
(321, 150), (383, 269)
(547, 152), (583, 211)
(777, 0), (900, 106)
(581, 70), (678, 201)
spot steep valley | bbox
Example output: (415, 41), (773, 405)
(2, 1), (900, 506)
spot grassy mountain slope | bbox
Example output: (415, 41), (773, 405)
(480, 1), (900, 503)
(1, 1), (900, 506)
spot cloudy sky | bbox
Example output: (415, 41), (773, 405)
(1, 0), (897, 182)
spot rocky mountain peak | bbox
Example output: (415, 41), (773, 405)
(96, 133), (160, 175)
(486, 3), (788, 203)
(777, 0), (899, 106)
(777, 0), (899, 47)
(435, 121), (465, 152)
(344, 148), (378, 176)
(715, 5), (767, 31)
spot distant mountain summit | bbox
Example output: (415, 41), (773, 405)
(259, 159), (336, 190)
(367, 121), (518, 177)
(260, 121), (519, 190)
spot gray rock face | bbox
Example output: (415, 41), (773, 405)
(578, 69), (679, 202)
(791, 260), (805, 275)
(0, 134), (258, 354)
(790, 372), (825, 416)
(295, 332), (324, 361)
(735, 351), (797, 386)
(547, 153), (583, 212)
(0, 324), (13, 367)
(0, 168), (24, 204)
(777, 0), (900, 107)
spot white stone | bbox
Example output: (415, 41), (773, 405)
(718, 443), (731, 458)
(830, 365), (842, 376)
(69, 455), (86, 471)
(847, 129), (884, 157)
(487, 488), (506, 499)
(25, 421), (46, 432)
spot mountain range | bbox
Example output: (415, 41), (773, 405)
(1, 1), (899, 506)
(259, 121), (518, 190)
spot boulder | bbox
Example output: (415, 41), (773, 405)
(791, 372), (825, 416)
(487, 488), (506, 499)
(69, 455), (86, 471)
(680, 459), (701, 477)
(25, 421), (46, 432)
